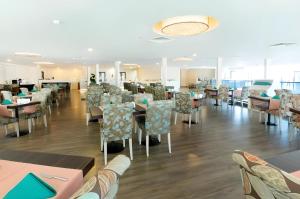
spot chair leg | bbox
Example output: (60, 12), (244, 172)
(278, 116), (281, 129)
(32, 118), (35, 126)
(123, 139), (126, 147)
(86, 113), (90, 126)
(104, 141), (107, 165)
(56, 99), (59, 107)
(134, 121), (137, 134)
(28, 119), (32, 133)
(188, 114), (192, 128)
(259, 112), (262, 123)
(14, 123), (19, 137)
(146, 135), (149, 157)
(168, 132), (172, 154)
(195, 111), (198, 124)
(4, 125), (8, 135)
(129, 138), (133, 160)
(48, 105), (52, 115)
(264, 113), (268, 125)
(174, 112), (177, 125)
(43, 115), (48, 128)
(158, 134), (161, 142)
(100, 134), (104, 151)
(138, 129), (142, 145)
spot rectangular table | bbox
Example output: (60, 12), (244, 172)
(0, 150), (94, 177)
(290, 107), (300, 115)
(249, 96), (279, 126)
(267, 150), (300, 173)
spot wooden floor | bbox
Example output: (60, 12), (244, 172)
(1, 91), (300, 198)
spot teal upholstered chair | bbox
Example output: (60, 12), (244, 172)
(137, 100), (173, 157)
(153, 86), (166, 101)
(174, 92), (200, 128)
(40, 88), (53, 115)
(109, 85), (122, 95)
(130, 84), (138, 94)
(0, 105), (19, 137)
(100, 103), (134, 165)
(86, 86), (103, 126)
(100, 95), (122, 107)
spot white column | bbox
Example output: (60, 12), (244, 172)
(264, 58), (270, 79)
(216, 57), (223, 87)
(161, 57), (168, 85)
(115, 61), (121, 86)
(95, 64), (100, 84)
(87, 66), (91, 85)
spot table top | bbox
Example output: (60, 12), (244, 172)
(290, 107), (300, 114)
(6, 101), (40, 109)
(267, 150), (300, 173)
(0, 150), (94, 176)
(248, 95), (271, 102)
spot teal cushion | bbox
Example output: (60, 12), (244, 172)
(254, 81), (272, 86)
(260, 92), (269, 97)
(2, 99), (12, 105)
(4, 173), (56, 199)
(18, 92), (26, 96)
(142, 98), (149, 107)
(272, 95), (280, 100)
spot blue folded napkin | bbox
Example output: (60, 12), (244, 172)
(2, 99), (13, 105)
(260, 92), (269, 97)
(4, 173), (56, 199)
(190, 91), (195, 97)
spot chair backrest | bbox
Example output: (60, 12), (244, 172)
(102, 103), (134, 141)
(86, 88), (102, 111)
(130, 84), (138, 94)
(1, 91), (13, 101)
(0, 105), (13, 118)
(101, 95), (122, 106)
(153, 86), (166, 101)
(20, 87), (29, 94)
(218, 85), (229, 98)
(109, 85), (122, 95)
(275, 89), (292, 96)
(279, 91), (293, 116)
(232, 150), (300, 198)
(175, 92), (192, 114)
(241, 86), (250, 99)
(70, 155), (131, 199)
(134, 93), (153, 104)
(145, 100), (172, 135)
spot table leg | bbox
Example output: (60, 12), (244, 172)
(6, 108), (29, 138)
(214, 98), (219, 106)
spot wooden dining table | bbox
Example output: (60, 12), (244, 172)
(6, 101), (41, 137)
(248, 96), (279, 126)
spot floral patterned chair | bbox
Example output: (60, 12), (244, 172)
(153, 86), (166, 101)
(137, 100), (173, 157)
(129, 84), (138, 94)
(100, 83), (111, 93)
(101, 103), (134, 165)
(234, 86), (250, 107)
(86, 87), (103, 126)
(0, 105), (19, 137)
(232, 150), (300, 198)
(109, 85), (122, 95)
(19, 92), (48, 133)
(70, 155), (131, 199)
(100, 95), (122, 107)
(41, 88), (53, 115)
(121, 91), (134, 103)
(291, 95), (300, 133)
(174, 92), (200, 128)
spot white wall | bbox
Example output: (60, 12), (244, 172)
(180, 68), (215, 87)
(137, 66), (161, 83)
(0, 63), (41, 84)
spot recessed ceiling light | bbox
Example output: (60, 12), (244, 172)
(14, 52), (41, 57)
(33, 61), (55, 65)
(6, 59), (12, 62)
(87, 48), (94, 52)
(153, 15), (219, 36)
(192, 53), (197, 57)
(174, 57), (193, 62)
(52, 19), (61, 25)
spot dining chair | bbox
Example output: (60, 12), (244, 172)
(134, 93), (153, 104)
(86, 87), (103, 126)
(130, 84), (138, 94)
(174, 92), (200, 128)
(40, 88), (53, 115)
(109, 85), (122, 95)
(100, 95), (122, 107)
(153, 86), (166, 101)
(1, 91), (13, 101)
(0, 105), (19, 137)
(100, 103), (134, 165)
(291, 95), (300, 134)
(137, 100), (173, 157)
(232, 150), (300, 198)
(100, 83), (111, 93)
(20, 87), (29, 95)
(19, 92), (48, 133)
(233, 86), (250, 107)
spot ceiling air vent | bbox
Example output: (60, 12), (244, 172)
(270, 42), (296, 47)
(150, 37), (172, 43)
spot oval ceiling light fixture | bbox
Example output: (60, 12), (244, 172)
(153, 15), (218, 36)
(33, 61), (55, 65)
(174, 57), (193, 62)
(14, 52), (41, 57)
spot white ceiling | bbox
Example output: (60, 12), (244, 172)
(0, 0), (299, 68)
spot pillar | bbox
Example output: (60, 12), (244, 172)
(264, 58), (270, 79)
(95, 64), (100, 84)
(161, 57), (168, 85)
(115, 61), (121, 86)
(87, 66), (91, 85)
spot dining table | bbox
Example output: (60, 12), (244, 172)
(205, 88), (219, 106)
(290, 107), (300, 115)
(6, 101), (41, 137)
(248, 96), (280, 126)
